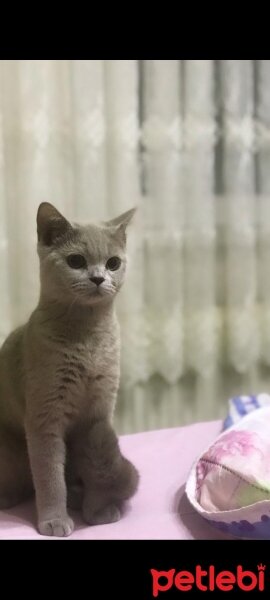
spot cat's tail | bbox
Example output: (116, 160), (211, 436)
(83, 419), (140, 501)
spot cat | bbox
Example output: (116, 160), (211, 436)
(0, 202), (139, 537)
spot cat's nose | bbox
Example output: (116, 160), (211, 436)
(90, 276), (105, 286)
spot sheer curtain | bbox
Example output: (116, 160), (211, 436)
(1, 60), (270, 433)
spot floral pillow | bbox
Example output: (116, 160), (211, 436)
(186, 406), (270, 538)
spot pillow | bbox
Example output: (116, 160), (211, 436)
(186, 406), (270, 539)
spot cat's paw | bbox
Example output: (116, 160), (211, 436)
(83, 503), (121, 526)
(38, 516), (74, 537)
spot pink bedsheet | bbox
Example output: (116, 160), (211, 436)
(0, 420), (232, 539)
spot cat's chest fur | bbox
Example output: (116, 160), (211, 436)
(57, 330), (119, 384)
(25, 311), (120, 429)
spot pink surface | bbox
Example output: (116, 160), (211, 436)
(0, 420), (233, 539)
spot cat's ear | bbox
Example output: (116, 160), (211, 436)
(105, 207), (137, 243)
(37, 203), (72, 246)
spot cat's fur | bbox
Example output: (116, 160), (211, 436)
(0, 202), (139, 536)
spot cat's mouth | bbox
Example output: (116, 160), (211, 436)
(90, 287), (108, 299)
(89, 286), (115, 302)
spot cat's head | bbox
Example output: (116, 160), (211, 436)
(37, 202), (136, 306)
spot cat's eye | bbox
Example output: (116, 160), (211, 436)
(106, 256), (121, 271)
(66, 254), (87, 269)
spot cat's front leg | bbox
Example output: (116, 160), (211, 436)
(26, 426), (74, 537)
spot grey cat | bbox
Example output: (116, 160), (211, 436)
(0, 202), (139, 537)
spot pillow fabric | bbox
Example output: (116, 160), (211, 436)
(186, 400), (270, 539)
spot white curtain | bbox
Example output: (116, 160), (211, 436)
(1, 60), (270, 433)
